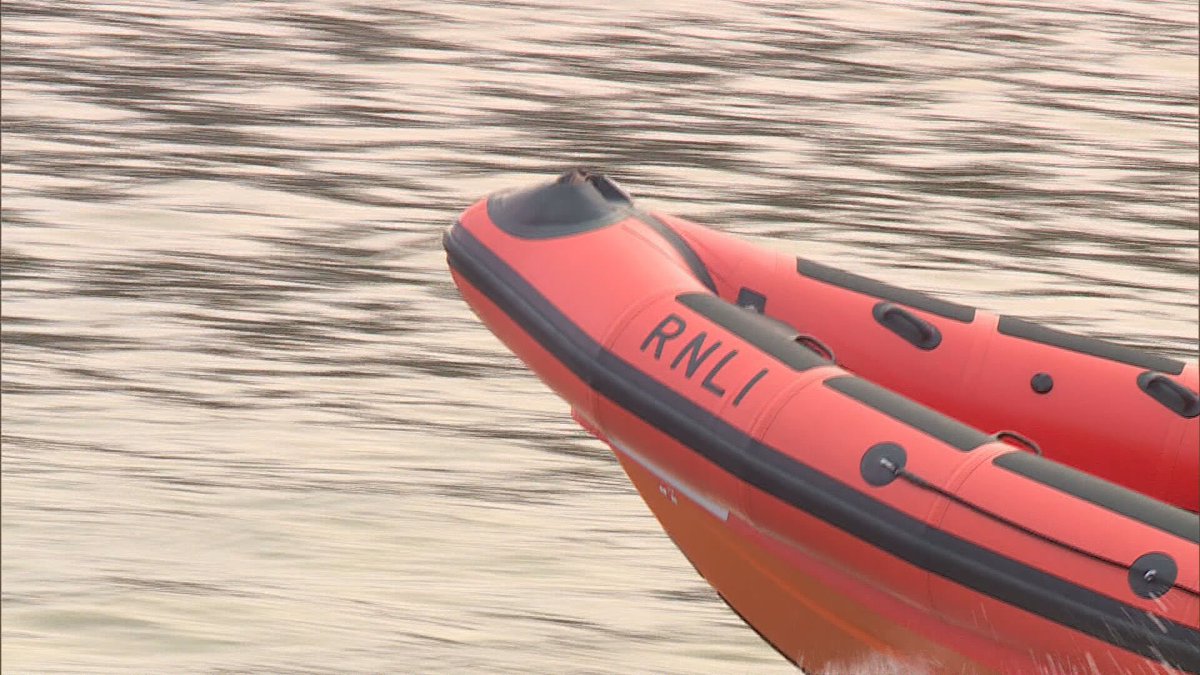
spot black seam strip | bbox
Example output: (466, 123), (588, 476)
(993, 451), (1199, 543)
(797, 258), (976, 322)
(639, 214), (718, 293)
(825, 376), (991, 451)
(676, 292), (828, 371)
(444, 223), (1200, 670)
(997, 316), (1185, 375)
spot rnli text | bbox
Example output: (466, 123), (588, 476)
(640, 314), (768, 406)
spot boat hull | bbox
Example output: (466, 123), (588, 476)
(443, 171), (1200, 674)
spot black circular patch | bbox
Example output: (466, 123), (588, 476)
(1031, 372), (1053, 394)
(1129, 552), (1176, 599)
(861, 443), (906, 487)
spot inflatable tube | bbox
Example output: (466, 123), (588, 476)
(444, 171), (1200, 674)
(659, 216), (1200, 514)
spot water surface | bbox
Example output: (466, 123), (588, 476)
(2, 1), (1196, 672)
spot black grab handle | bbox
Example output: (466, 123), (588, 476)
(793, 333), (836, 363)
(873, 302), (942, 350)
(991, 430), (1042, 456)
(1138, 371), (1200, 419)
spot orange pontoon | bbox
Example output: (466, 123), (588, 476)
(444, 171), (1200, 674)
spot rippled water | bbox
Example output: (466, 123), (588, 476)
(2, 1), (1196, 672)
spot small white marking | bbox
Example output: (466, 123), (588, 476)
(610, 437), (729, 521)
(658, 483), (678, 504)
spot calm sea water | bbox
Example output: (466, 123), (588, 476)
(2, 1), (1196, 673)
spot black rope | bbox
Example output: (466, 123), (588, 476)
(877, 457), (1198, 599)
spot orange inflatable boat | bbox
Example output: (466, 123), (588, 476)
(444, 170), (1200, 674)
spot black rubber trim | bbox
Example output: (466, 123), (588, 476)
(640, 214), (718, 293)
(994, 452), (1200, 544)
(824, 376), (991, 452)
(443, 222), (1200, 670)
(997, 316), (1185, 375)
(676, 293), (828, 372)
(487, 171), (633, 239)
(796, 258), (976, 322)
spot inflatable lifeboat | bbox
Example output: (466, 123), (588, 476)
(443, 170), (1200, 674)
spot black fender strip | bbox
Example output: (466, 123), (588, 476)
(994, 451), (1199, 543)
(997, 316), (1185, 375)
(676, 292), (828, 371)
(824, 376), (991, 452)
(797, 258), (976, 322)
